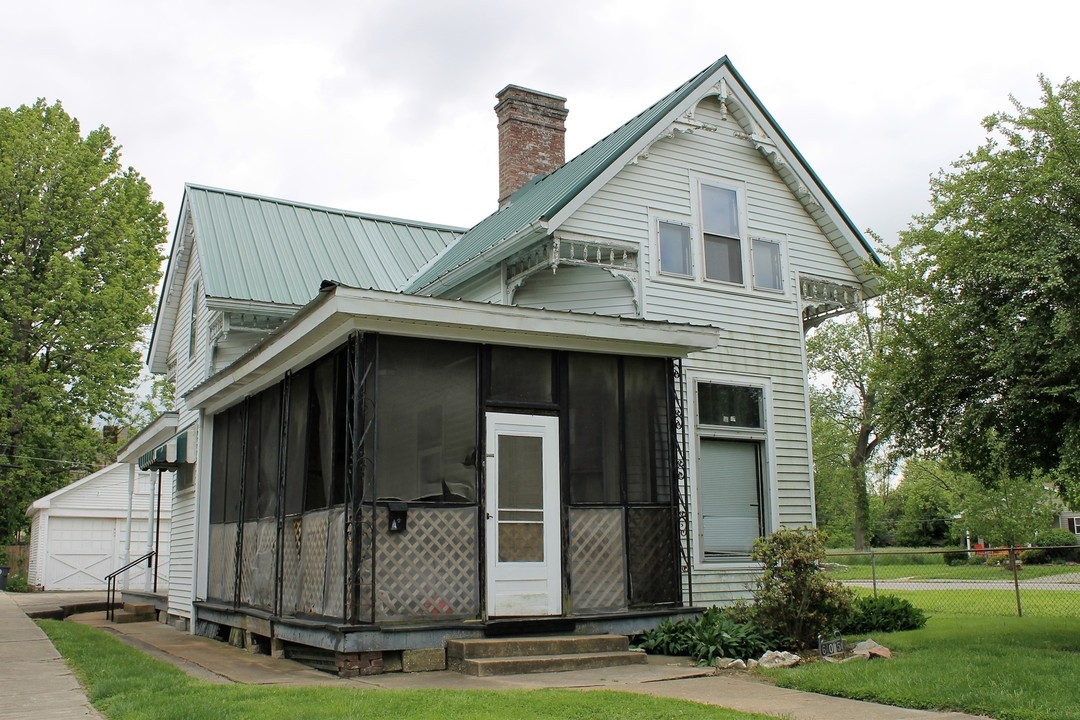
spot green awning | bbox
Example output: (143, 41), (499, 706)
(138, 430), (189, 470)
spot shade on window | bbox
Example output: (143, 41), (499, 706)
(699, 439), (763, 559)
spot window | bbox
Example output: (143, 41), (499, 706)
(188, 280), (200, 358)
(696, 380), (770, 562)
(657, 221), (692, 277)
(751, 238), (783, 291)
(701, 184), (743, 284)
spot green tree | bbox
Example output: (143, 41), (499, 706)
(807, 305), (893, 550)
(879, 77), (1080, 502)
(888, 457), (966, 547)
(0, 99), (165, 541)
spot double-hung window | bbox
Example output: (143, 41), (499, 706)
(696, 381), (770, 562)
(701, 184), (743, 284)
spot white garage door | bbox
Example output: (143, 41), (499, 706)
(46, 517), (118, 590)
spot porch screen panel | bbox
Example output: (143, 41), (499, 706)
(567, 354), (619, 504)
(210, 414), (229, 524)
(375, 336), (477, 503)
(489, 346), (553, 404)
(623, 357), (671, 504)
(283, 368), (310, 516)
(224, 406), (245, 523)
(257, 388), (281, 519)
(699, 439), (763, 559)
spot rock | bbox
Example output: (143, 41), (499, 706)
(759, 650), (801, 668)
(850, 639), (892, 660)
(747, 659), (759, 670)
(715, 657), (747, 670)
(842, 654), (869, 663)
(729, 659), (747, 670)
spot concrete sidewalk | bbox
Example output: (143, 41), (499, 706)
(5, 591), (990, 720)
(0, 591), (101, 719)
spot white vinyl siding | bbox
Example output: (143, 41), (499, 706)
(512, 265), (636, 316)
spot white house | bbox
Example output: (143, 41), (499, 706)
(27, 462), (171, 592)
(123, 57), (877, 663)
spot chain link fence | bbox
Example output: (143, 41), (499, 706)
(825, 546), (1080, 618)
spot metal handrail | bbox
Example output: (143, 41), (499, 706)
(104, 551), (154, 621)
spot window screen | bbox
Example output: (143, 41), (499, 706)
(752, 238), (782, 291)
(567, 353), (620, 504)
(375, 336), (477, 503)
(623, 357), (671, 504)
(489, 346), (553, 404)
(699, 439), (764, 559)
(658, 221), (692, 276)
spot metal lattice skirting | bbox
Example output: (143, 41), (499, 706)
(569, 507), (627, 614)
(374, 506), (478, 622)
(222, 522), (238, 603)
(239, 521), (258, 606)
(356, 506), (374, 623)
(299, 510), (330, 616)
(627, 507), (679, 606)
(323, 508), (347, 620)
(280, 515), (303, 617)
(252, 519), (277, 611)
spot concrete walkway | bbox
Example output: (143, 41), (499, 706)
(4, 591), (991, 720)
(0, 591), (102, 719)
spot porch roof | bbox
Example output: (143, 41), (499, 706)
(185, 283), (720, 414)
(116, 412), (180, 464)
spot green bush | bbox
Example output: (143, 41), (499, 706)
(843, 595), (927, 634)
(1021, 548), (1050, 565)
(5, 572), (28, 592)
(1035, 529), (1079, 562)
(943, 550), (970, 566)
(752, 528), (854, 649)
(638, 607), (772, 663)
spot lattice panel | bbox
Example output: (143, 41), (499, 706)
(374, 507), (478, 621)
(569, 508), (627, 613)
(356, 506), (374, 622)
(498, 523), (544, 562)
(239, 521), (258, 606)
(207, 524), (225, 601)
(299, 510), (330, 616)
(628, 507), (679, 606)
(280, 515), (303, 616)
(323, 508), (346, 620)
(222, 522), (238, 603)
(250, 520), (277, 611)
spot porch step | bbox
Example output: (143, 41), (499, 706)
(447, 634), (646, 676)
(112, 602), (156, 624)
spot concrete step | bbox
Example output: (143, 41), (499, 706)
(112, 609), (156, 624)
(123, 602), (154, 614)
(447, 634), (629, 660)
(451, 650), (646, 676)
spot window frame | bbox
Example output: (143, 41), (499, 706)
(694, 177), (748, 288)
(750, 236), (785, 293)
(689, 373), (777, 567)
(655, 219), (694, 279)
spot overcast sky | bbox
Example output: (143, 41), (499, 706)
(3, 1), (1076, 248)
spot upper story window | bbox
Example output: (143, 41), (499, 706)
(654, 178), (787, 294)
(701, 184), (743, 285)
(188, 279), (200, 359)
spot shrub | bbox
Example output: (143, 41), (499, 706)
(5, 572), (28, 592)
(1021, 548), (1050, 565)
(943, 550), (970, 566)
(843, 595), (927, 634)
(751, 527), (854, 649)
(638, 607), (773, 664)
(637, 617), (696, 656)
(1035, 529), (1079, 562)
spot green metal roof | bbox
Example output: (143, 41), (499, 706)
(405, 56), (879, 294)
(404, 58), (730, 293)
(187, 184), (465, 305)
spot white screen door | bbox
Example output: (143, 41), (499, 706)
(485, 412), (561, 617)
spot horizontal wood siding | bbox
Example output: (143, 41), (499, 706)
(513, 265), (636, 316)
(452, 268), (504, 304)
(551, 97), (863, 604)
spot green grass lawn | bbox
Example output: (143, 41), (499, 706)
(764, 615), (1080, 720)
(40, 621), (769, 720)
(826, 562), (1079, 581)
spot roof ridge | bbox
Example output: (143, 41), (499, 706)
(183, 183), (468, 233)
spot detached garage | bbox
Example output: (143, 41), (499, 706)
(27, 463), (172, 592)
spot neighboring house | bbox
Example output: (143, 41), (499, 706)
(26, 462), (171, 591)
(122, 57), (877, 661)
(1058, 511), (1080, 538)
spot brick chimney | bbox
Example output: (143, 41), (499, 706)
(495, 85), (568, 207)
